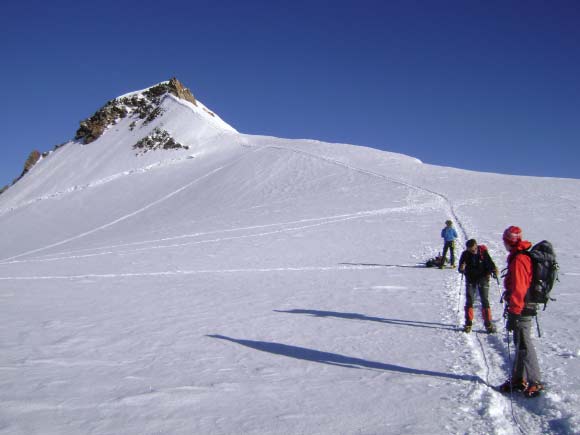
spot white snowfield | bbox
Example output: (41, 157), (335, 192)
(0, 88), (579, 435)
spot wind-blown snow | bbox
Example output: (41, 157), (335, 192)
(0, 92), (579, 435)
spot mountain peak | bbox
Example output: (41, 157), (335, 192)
(1, 78), (236, 196)
(75, 78), (205, 144)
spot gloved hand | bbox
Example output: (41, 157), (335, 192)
(506, 312), (520, 331)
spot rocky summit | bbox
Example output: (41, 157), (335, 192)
(75, 78), (198, 145)
(0, 78), (224, 196)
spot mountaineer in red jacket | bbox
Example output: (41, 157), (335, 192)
(498, 226), (544, 398)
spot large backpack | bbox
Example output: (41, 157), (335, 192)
(521, 240), (559, 309)
(426, 255), (445, 268)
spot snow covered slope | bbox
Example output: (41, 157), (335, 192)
(0, 81), (579, 435)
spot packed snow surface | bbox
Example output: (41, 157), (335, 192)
(1, 93), (579, 435)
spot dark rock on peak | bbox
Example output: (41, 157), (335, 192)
(142, 78), (197, 106)
(133, 128), (189, 155)
(75, 78), (197, 144)
(75, 102), (128, 144)
(23, 150), (42, 173)
(1, 150), (43, 195)
(168, 77), (197, 105)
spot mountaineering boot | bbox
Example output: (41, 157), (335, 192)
(485, 322), (496, 334)
(497, 379), (527, 394)
(482, 308), (495, 333)
(463, 307), (474, 333)
(523, 382), (544, 398)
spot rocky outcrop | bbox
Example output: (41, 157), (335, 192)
(167, 77), (197, 105)
(75, 77), (197, 144)
(0, 150), (43, 195)
(144, 77), (197, 106)
(75, 103), (129, 144)
(133, 128), (189, 155)
(22, 150), (42, 173)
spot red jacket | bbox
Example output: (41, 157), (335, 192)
(503, 240), (533, 315)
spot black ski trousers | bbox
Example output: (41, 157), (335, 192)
(465, 277), (490, 309)
(442, 241), (455, 265)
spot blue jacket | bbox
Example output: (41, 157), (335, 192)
(441, 226), (458, 242)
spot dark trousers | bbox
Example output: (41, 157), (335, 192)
(512, 317), (541, 384)
(442, 241), (455, 265)
(464, 277), (492, 326)
(465, 277), (490, 309)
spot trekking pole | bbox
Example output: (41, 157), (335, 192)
(493, 272), (502, 296)
(535, 315), (542, 338)
(505, 326), (518, 419)
(457, 272), (464, 315)
(503, 308), (516, 392)
(504, 307), (526, 434)
(506, 327), (512, 382)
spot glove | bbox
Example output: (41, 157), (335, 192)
(506, 312), (520, 331)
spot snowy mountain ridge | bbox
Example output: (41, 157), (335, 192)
(0, 79), (240, 212)
(0, 80), (579, 434)
(0, 78), (235, 198)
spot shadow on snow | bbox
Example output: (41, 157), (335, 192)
(274, 309), (458, 331)
(208, 334), (484, 385)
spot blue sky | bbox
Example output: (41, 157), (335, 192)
(1, 0), (579, 188)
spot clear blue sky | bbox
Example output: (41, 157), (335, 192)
(1, 0), (579, 188)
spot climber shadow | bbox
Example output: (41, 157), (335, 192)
(274, 309), (458, 331)
(208, 334), (484, 385)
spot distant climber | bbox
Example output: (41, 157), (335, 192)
(440, 220), (458, 268)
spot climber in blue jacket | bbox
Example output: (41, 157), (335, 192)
(440, 220), (458, 268)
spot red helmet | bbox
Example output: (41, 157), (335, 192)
(503, 226), (522, 246)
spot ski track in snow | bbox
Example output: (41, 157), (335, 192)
(0, 143), (568, 434)
(0, 148), (258, 263)
(0, 154), (198, 218)
(0, 204), (437, 266)
(262, 145), (469, 241)
(0, 264), (420, 281)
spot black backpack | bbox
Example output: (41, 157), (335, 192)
(426, 255), (445, 268)
(521, 240), (559, 309)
